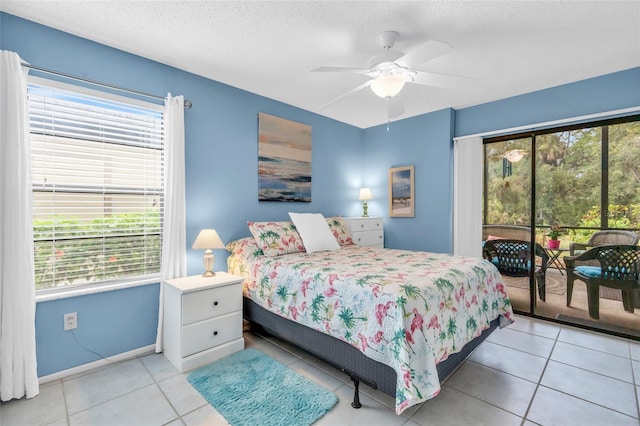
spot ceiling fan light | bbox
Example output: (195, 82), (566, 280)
(370, 75), (406, 98)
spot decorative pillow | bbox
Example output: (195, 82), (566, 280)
(226, 237), (264, 284)
(486, 235), (505, 241)
(289, 212), (340, 253)
(225, 237), (264, 261)
(247, 221), (306, 257)
(326, 216), (354, 246)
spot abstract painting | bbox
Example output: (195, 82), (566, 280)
(388, 165), (415, 217)
(258, 112), (312, 202)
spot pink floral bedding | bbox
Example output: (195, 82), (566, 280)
(228, 241), (513, 414)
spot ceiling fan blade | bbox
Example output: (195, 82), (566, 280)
(410, 70), (477, 89)
(388, 95), (404, 118)
(311, 66), (370, 74)
(317, 80), (372, 111)
(396, 40), (454, 69)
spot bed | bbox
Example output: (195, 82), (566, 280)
(227, 217), (513, 414)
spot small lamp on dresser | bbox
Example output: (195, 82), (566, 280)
(192, 229), (225, 277)
(359, 188), (372, 217)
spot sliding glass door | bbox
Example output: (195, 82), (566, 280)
(484, 137), (534, 313)
(534, 120), (640, 336)
(484, 116), (640, 338)
(533, 128), (602, 324)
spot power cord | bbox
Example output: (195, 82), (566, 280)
(70, 329), (110, 361)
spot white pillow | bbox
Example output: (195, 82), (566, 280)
(288, 212), (340, 253)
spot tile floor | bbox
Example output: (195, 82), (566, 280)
(1, 314), (640, 426)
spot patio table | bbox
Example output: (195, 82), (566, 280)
(544, 247), (570, 275)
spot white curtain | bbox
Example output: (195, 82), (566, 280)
(0, 51), (39, 401)
(155, 94), (187, 352)
(453, 136), (483, 258)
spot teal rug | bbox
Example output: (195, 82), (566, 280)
(187, 349), (338, 426)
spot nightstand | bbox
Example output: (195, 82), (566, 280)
(344, 217), (384, 247)
(163, 272), (244, 372)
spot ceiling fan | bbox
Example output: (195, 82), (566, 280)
(312, 31), (459, 119)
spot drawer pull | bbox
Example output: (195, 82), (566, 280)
(213, 301), (219, 307)
(360, 224), (365, 228)
(213, 331), (218, 336)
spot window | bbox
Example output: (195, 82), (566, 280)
(483, 136), (532, 225)
(28, 78), (164, 292)
(484, 115), (640, 241)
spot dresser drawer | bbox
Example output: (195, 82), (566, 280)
(367, 218), (383, 231)
(347, 218), (370, 232)
(353, 230), (384, 246)
(347, 217), (383, 232)
(182, 311), (243, 357)
(182, 284), (242, 325)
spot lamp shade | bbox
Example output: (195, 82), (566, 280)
(370, 75), (406, 98)
(192, 229), (225, 250)
(358, 188), (372, 201)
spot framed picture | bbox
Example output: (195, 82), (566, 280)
(258, 112), (312, 202)
(388, 165), (415, 217)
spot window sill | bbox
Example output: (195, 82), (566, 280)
(35, 276), (161, 303)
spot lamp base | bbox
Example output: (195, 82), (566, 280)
(362, 201), (369, 217)
(202, 249), (216, 277)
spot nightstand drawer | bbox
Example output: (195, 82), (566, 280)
(182, 284), (242, 325)
(353, 230), (384, 246)
(182, 311), (243, 357)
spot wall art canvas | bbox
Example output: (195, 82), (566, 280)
(389, 165), (415, 217)
(258, 112), (312, 202)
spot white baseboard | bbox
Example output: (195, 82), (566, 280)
(38, 344), (157, 384)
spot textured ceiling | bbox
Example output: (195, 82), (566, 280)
(2, 1), (640, 128)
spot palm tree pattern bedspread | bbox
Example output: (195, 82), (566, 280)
(228, 241), (513, 414)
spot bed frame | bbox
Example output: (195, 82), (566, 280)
(244, 297), (499, 409)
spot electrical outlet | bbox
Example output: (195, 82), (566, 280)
(64, 312), (77, 331)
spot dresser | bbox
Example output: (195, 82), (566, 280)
(163, 272), (244, 372)
(344, 217), (384, 247)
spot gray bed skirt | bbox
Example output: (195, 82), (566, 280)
(243, 296), (500, 398)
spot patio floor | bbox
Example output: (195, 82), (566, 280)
(503, 268), (640, 338)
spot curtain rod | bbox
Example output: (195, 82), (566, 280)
(21, 62), (192, 109)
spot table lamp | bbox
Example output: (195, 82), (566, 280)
(359, 188), (372, 217)
(192, 229), (225, 277)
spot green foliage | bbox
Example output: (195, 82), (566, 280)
(34, 212), (160, 290)
(485, 120), (640, 237)
(567, 204), (640, 243)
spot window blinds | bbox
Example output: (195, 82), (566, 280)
(28, 80), (165, 291)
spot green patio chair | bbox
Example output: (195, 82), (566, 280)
(564, 245), (640, 320)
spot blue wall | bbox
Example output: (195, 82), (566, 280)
(35, 285), (160, 376)
(455, 67), (640, 137)
(2, 11), (639, 377)
(362, 108), (456, 253)
(1, 13), (363, 377)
